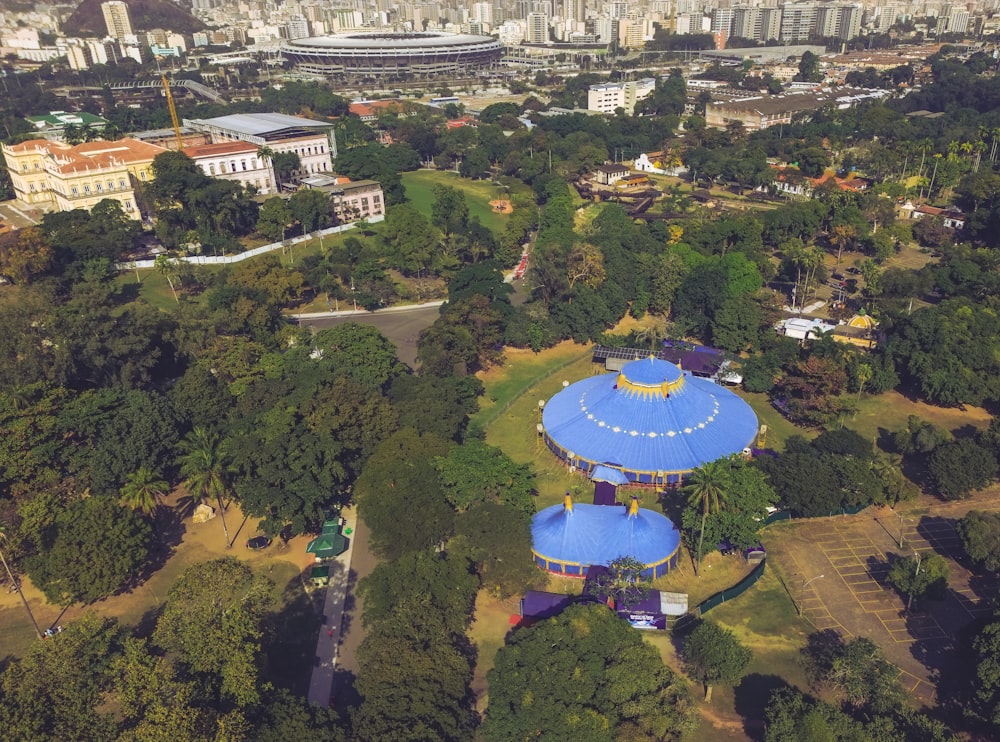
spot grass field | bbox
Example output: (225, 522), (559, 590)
(0, 497), (322, 694)
(402, 170), (515, 235)
(114, 228), (369, 313)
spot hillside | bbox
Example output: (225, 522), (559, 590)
(63, 0), (206, 37)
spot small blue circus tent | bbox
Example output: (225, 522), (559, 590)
(531, 495), (681, 578)
(541, 357), (758, 484)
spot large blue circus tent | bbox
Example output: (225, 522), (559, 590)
(541, 357), (758, 484)
(531, 495), (681, 578)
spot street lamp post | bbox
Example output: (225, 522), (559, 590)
(797, 574), (825, 617)
(0, 533), (43, 639)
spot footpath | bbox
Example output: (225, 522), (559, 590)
(306, 507), (358, 707)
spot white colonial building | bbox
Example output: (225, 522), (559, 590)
(183, 140), (276, 195)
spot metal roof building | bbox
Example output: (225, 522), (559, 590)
(541, 357), (758, 485)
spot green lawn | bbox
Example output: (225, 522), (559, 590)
(115, 228), (372, 313)
(402, 170), (513, 235)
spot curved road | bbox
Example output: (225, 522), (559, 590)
(294, 303), (442, 368)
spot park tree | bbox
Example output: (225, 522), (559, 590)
(118, 465), (169, 520)
(0, 226), (53, 284)
(418, 295), (507, 376)
(682, 619), (752, 700)
(453, 502), (541, 598)
(389, 373), (482, 442)
(433, 440), (535, 514)
(893, 415), (949, 455)
(153, 558), (272, 707)
(313, 323), (405, 391)
(585, 555), (652, 610)
(886, 299), (1000, 407)
(958, 511), (1000, 571)
(288, 188), (333, 233)
(0, 614), (121, 740)
(929, 438), (997, 499)
(24, 497), (152, 605)
(0, 286), (69, 389)
(485, 603), (696, 741)
(230, 374), (396, 536)
(355, 428), (454, 560)
(803, 632), (904, 713)
(178, 426), (234, 546)
(352, 609), (476, 742)
(111, 636), (218, 741)
(886, 553), (950, 612)
(696, 457), (778, 551)
(358, 550), (478, 635)
(256, 197), (293, 242)
(379, 202), (439, 275)
(431, 185), (469, 237)
(764, 688), (865, 742)
(683, 459), (731, 574)
(970, 613), (1000, 733)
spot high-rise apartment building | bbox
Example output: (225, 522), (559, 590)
(564, 0), (585, 23)
(760, 7), (782, 42)
(816, 4), (862, 40)
(779, 3), (819, 43)
(101, 1), (134, 40)
(526, 11), (549, 42)
(731, 7), (760, 39)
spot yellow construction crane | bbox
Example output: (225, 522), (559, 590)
(161, 75), (183, 150)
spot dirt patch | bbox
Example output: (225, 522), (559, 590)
(489, 199), (513, 214)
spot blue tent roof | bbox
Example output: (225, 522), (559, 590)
(541, 357), (757, 477)
(531, 501), (680, 568)
(591, 465), (630, 485)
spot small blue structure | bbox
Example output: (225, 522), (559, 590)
(541, 357), (758, 484)
(531, 495), (681, 578)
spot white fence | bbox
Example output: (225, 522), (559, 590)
(117, 215), (385, 271)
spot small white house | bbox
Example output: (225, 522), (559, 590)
(633, 152), (688, 177)
(776, 317), (837, 341)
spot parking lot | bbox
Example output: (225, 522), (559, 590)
(765, 494), (1000, 705)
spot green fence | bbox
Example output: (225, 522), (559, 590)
(763, 502), (868, 526)
(674, 558), (768, 633)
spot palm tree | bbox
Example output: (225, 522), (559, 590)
(119, 465), (169, 519)
(830, 224), (857, 266)
(256, 145), (278, 193)
(684, 460), (731, 576)
(178, 427), (233, 548)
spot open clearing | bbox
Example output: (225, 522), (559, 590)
(402, 169), (515, 234)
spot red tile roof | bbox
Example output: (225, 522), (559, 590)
(183, 140), (259, 158)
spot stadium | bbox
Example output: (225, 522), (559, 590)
(281, 32), (503, 79)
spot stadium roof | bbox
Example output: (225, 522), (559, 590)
(542, 357), (757, 478)
(186, 113), (334, 137)
(289, 32), (495, 49)
(531, 500), (680, 569)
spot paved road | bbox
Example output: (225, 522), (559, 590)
(307, 507), (359, 707)
(295, 304), (442, 368)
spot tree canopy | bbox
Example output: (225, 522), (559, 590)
(484, 603), (696, 741)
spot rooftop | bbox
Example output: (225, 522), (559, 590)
(183, 140), (260, 158)
(186, 112), (334, 137)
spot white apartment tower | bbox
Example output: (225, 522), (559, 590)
(779, 3), (819, 43)
(526, 12), (549, 42)
(101, 1), (134, 40)
(564, 0), (585, 23)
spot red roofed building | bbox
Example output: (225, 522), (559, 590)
(1, 137), (167, 218)
(348, 99), (411, 123)
(183, 140), (276, 194)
